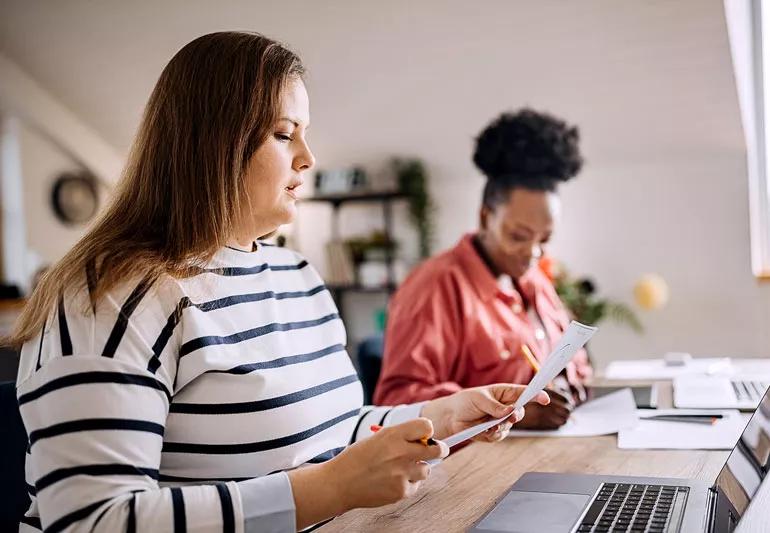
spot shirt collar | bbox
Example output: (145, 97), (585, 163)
(454, 233), (539, 305)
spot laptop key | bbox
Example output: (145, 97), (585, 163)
(579, 496), (609, 525)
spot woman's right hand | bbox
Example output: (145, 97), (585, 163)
(288, 417), (449, 529)
(328, 418), (449, 509)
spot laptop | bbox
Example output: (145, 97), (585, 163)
(673, 375), (770, 410)
(471, 386), (770, 533)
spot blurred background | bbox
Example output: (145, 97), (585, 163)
(1, 0), (769, 379)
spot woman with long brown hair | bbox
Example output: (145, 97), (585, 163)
(11, 32), (547, 532)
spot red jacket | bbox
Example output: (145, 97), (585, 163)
(374, 234), (592, 405)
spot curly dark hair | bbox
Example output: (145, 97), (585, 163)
(473, 108), (583, 208)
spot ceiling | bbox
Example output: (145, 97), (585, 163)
(0, 0), (745, 161)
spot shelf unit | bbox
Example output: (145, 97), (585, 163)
(303, 190), (408, 322)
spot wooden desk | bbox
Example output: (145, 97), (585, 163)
(319, 381), (770, 532)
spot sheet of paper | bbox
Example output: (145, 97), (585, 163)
(506, 388), (638, 438)
(438, 321), (597, 450)
(604, 358), (732, 380)
(604, 357), (770, 380)
(617, 409), (749, 450)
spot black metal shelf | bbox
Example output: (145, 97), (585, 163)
(304, 190), (407, 207)
(327, 283), (397, 293)
(303, 189), (407, 323)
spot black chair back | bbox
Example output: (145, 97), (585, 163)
(357, 335), (384, 404)
(0, 381), (30, 530)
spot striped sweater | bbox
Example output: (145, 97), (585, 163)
(16, 243), (420, 532)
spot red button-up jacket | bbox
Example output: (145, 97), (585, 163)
(374, 234), (592, 405)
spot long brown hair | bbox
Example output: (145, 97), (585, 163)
(9, 31), (304, 347)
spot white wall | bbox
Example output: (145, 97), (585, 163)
(0, 52), (121, 288)
(284, 0), (770, 364)
(0, 0), (767, 366)
(18, 123), (93, 268)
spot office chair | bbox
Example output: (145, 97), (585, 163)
(357, 334), (384, 404)
(0, 380), (30, 530)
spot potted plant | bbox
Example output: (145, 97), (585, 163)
(393, 158), (435, 259)
(539, 256), (643, 333)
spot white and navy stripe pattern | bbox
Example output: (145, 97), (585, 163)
(17, 244), (418, 532)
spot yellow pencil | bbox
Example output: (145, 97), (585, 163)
(520, 344), (541, 373)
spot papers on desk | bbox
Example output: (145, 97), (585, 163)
(604, 357), (770, 380)
(437, 321), (597, 450)
(506, 388), (638, 438)
(604, 357), (732, 380)
(617, 409), (749, 450)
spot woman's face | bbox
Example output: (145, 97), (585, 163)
(233, 78), (315, 245)
(479, 188), (559, 280)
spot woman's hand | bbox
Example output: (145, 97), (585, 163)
(421, 384), (550, 442)
(516, 387), (574, 430)
(288, 418), (449, 528)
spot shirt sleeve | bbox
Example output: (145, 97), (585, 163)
(18, 356), (253, 533)
(373, 276), (463, 405)
(348, 403), (427, 443)
(15, 279), (298, 533)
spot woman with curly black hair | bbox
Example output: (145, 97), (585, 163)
(375, 108), (593, 430)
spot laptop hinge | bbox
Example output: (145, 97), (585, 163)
(705, 486), (718, 533)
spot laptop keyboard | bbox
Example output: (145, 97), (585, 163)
(731, 380), (769, 404)
(576, 483), (689, 532)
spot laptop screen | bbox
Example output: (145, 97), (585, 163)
(713, 386), (770, 519)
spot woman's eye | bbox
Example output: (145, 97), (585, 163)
(510, 234), (529, 243)
(275, 133), (293, 142)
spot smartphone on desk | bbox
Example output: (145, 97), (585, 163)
(587, 384), (658, 409)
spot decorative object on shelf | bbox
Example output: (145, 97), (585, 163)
(344, 230), (399, 264)
(344, 231), (401, 288)
(314, 167), (367, 196)
(358, 261), (389, 288)
(303, 187), (406, 323)
(50, 170), (100, 225)
(393, 158), (435, 258)
(324, 240), (356, 286)
(633, 273), (669, 311)
(539, 256), (643, 333)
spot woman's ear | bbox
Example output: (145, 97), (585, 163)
(479, 205), (490, 231)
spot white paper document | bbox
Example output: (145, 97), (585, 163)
(617, 409), (749, 450)
(438, 321), (598, 450)
(604, 357), (770, 380)
(604, 358), (732, 380)
(506, 388), (638, 438)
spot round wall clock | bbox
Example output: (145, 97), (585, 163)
(51, 171), (99, 225)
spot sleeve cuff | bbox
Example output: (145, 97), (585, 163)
(385, 401), (428, 426)
(238, 472), (296, 533)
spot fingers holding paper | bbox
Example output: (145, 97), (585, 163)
(420, 383), (550, 441)
(517, 387), (574, 430)
(473, 384), (551, 441)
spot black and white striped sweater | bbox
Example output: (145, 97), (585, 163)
(16, 243), (419, 532)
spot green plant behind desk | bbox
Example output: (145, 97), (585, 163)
(540, 257), (643, 333)
(393, 158), (435, 259)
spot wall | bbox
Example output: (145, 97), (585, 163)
(0, 52), (121, 289)
(285, 0), (770, 365)
(0, 0), (767, 367)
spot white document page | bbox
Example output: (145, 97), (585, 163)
(438, 321), (597, 450)
(506, 388), (638, 438)
(617, 409), (749, 450)
(604, 358), (732, 380)
(604, 357), (770, 380)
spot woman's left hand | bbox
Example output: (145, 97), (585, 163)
(420, 384), (550, 442)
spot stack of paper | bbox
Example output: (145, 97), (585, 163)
(604, 357), (770, 380)
(617, 409), (749, 450)
(507, 388), (638, 438)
